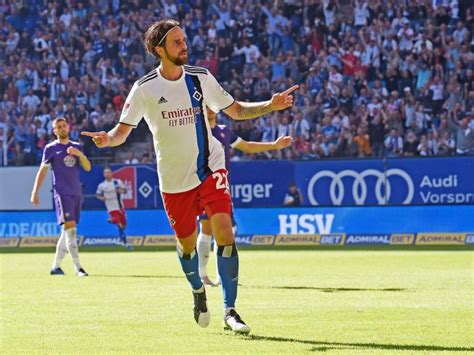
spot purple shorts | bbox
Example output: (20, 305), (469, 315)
(198, 212), (209, 221)
(54, 194), (81, 225)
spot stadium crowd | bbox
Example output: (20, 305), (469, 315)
(1, 0), (473, 166)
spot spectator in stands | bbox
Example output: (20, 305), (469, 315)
(437, 131), (456, 156)
(448, 114), (474, 155)
(22, 89), (41, 112)
(403, 130), (419, 157)
(417, 135), (429, 156)
(1, 0), (472, 167)
(283, 183), (303, 207)
(124, 151), (139, 165)
(353, 127), (371, 157)
(291, 109), (310, 141)
(384, 128), (403, 157)
(234, 39), (261, 71)
(141, 153), (152, 164)
(416, 62), (431, 92)
(261, 4), (289, 57)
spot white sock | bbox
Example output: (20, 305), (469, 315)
(225, 307), (235, 314)
(52, 230), (68, 269)
(65, 227), (82, 271)
(192, 285), (205, 294)
(197, 232), (212, 278)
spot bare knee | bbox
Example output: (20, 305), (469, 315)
(215, 225), (234, 245)
(210, 213), (234, 246)
(63, 221), (76, 230)
(200, 219), (212, 235)
(177, 230), (197, 254)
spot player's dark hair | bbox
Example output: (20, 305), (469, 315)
(144, 19), (181, 59)
(52, 117), (67, 127)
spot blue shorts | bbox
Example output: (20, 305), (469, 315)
(54, 193), (81, 225)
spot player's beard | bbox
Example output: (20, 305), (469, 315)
(164, 48), (188, 66)
(56, 131), (69, 140)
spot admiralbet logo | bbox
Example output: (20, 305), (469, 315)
(162, 107), (201, 127)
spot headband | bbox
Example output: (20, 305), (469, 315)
(158, 25), (181, 46)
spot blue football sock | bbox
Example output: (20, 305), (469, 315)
(177, 247), (203, 291)
(118, 227), (127, 244)
(217, 242), (239, 308)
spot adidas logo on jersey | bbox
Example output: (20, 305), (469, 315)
(158, 96), (168, 104)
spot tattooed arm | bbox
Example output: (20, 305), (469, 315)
(224, 85), (299, 120)
(225, 101), (273, 120)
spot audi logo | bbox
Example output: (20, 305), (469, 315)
(307, 169), (415, 205)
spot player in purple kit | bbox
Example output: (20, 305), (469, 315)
(197, 108), (292, 286)
(31, 117), (91, 276)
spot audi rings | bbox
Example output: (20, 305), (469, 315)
(307, 169), (415, 205)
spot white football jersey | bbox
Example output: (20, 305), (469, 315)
(96, 179), (126, 212)
(120, 65), (234, 193)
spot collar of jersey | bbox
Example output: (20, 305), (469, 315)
(157, 65), (185, 83)
(55, 139), (71, 146)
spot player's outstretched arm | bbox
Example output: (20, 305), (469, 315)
(235, 136), (293, 154)
(224, 85), (299, 120)
(30, 165), (48, 206)
(82, 123), (133, 148)
(95, 193), (105, 201)
(117, 186), (127, 194)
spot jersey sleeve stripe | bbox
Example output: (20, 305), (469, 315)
(219, 99), (235, 111)
(137, 74), (156, 85)
(119, 121), (138, 127)
(230, 137), (243, 148)
(113, 180), (124, 210)
(184, 70), (208, 75)
(138, 73), (158, 86)
(138, 69), (157, 82)
(143, 68), (157, 76)
(57, 195), (65, 224)
(184, 65), (208, 72)
(185, 73), (212, 182)
(184, 65), (208, 75)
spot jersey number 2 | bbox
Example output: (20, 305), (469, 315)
(212, 171), (229, 190)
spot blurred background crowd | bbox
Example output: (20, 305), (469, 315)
(1, 0), (473, 166)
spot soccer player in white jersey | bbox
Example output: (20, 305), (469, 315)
(82, 19), (298, 334)
(96, 167), (132, 250)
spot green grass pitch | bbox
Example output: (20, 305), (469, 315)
(1, 249), (473, 354)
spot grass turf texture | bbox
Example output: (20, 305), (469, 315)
(1, 250), (473, 354)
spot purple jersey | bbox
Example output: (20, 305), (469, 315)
(211, 124), (242, 172)
(41, 140), (83, 196)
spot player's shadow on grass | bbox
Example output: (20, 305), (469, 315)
(274, 286), (406, 292)
(92, 274), (182, 279)
(243, 335), (474, 353)
(244, 285), (407, 292)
